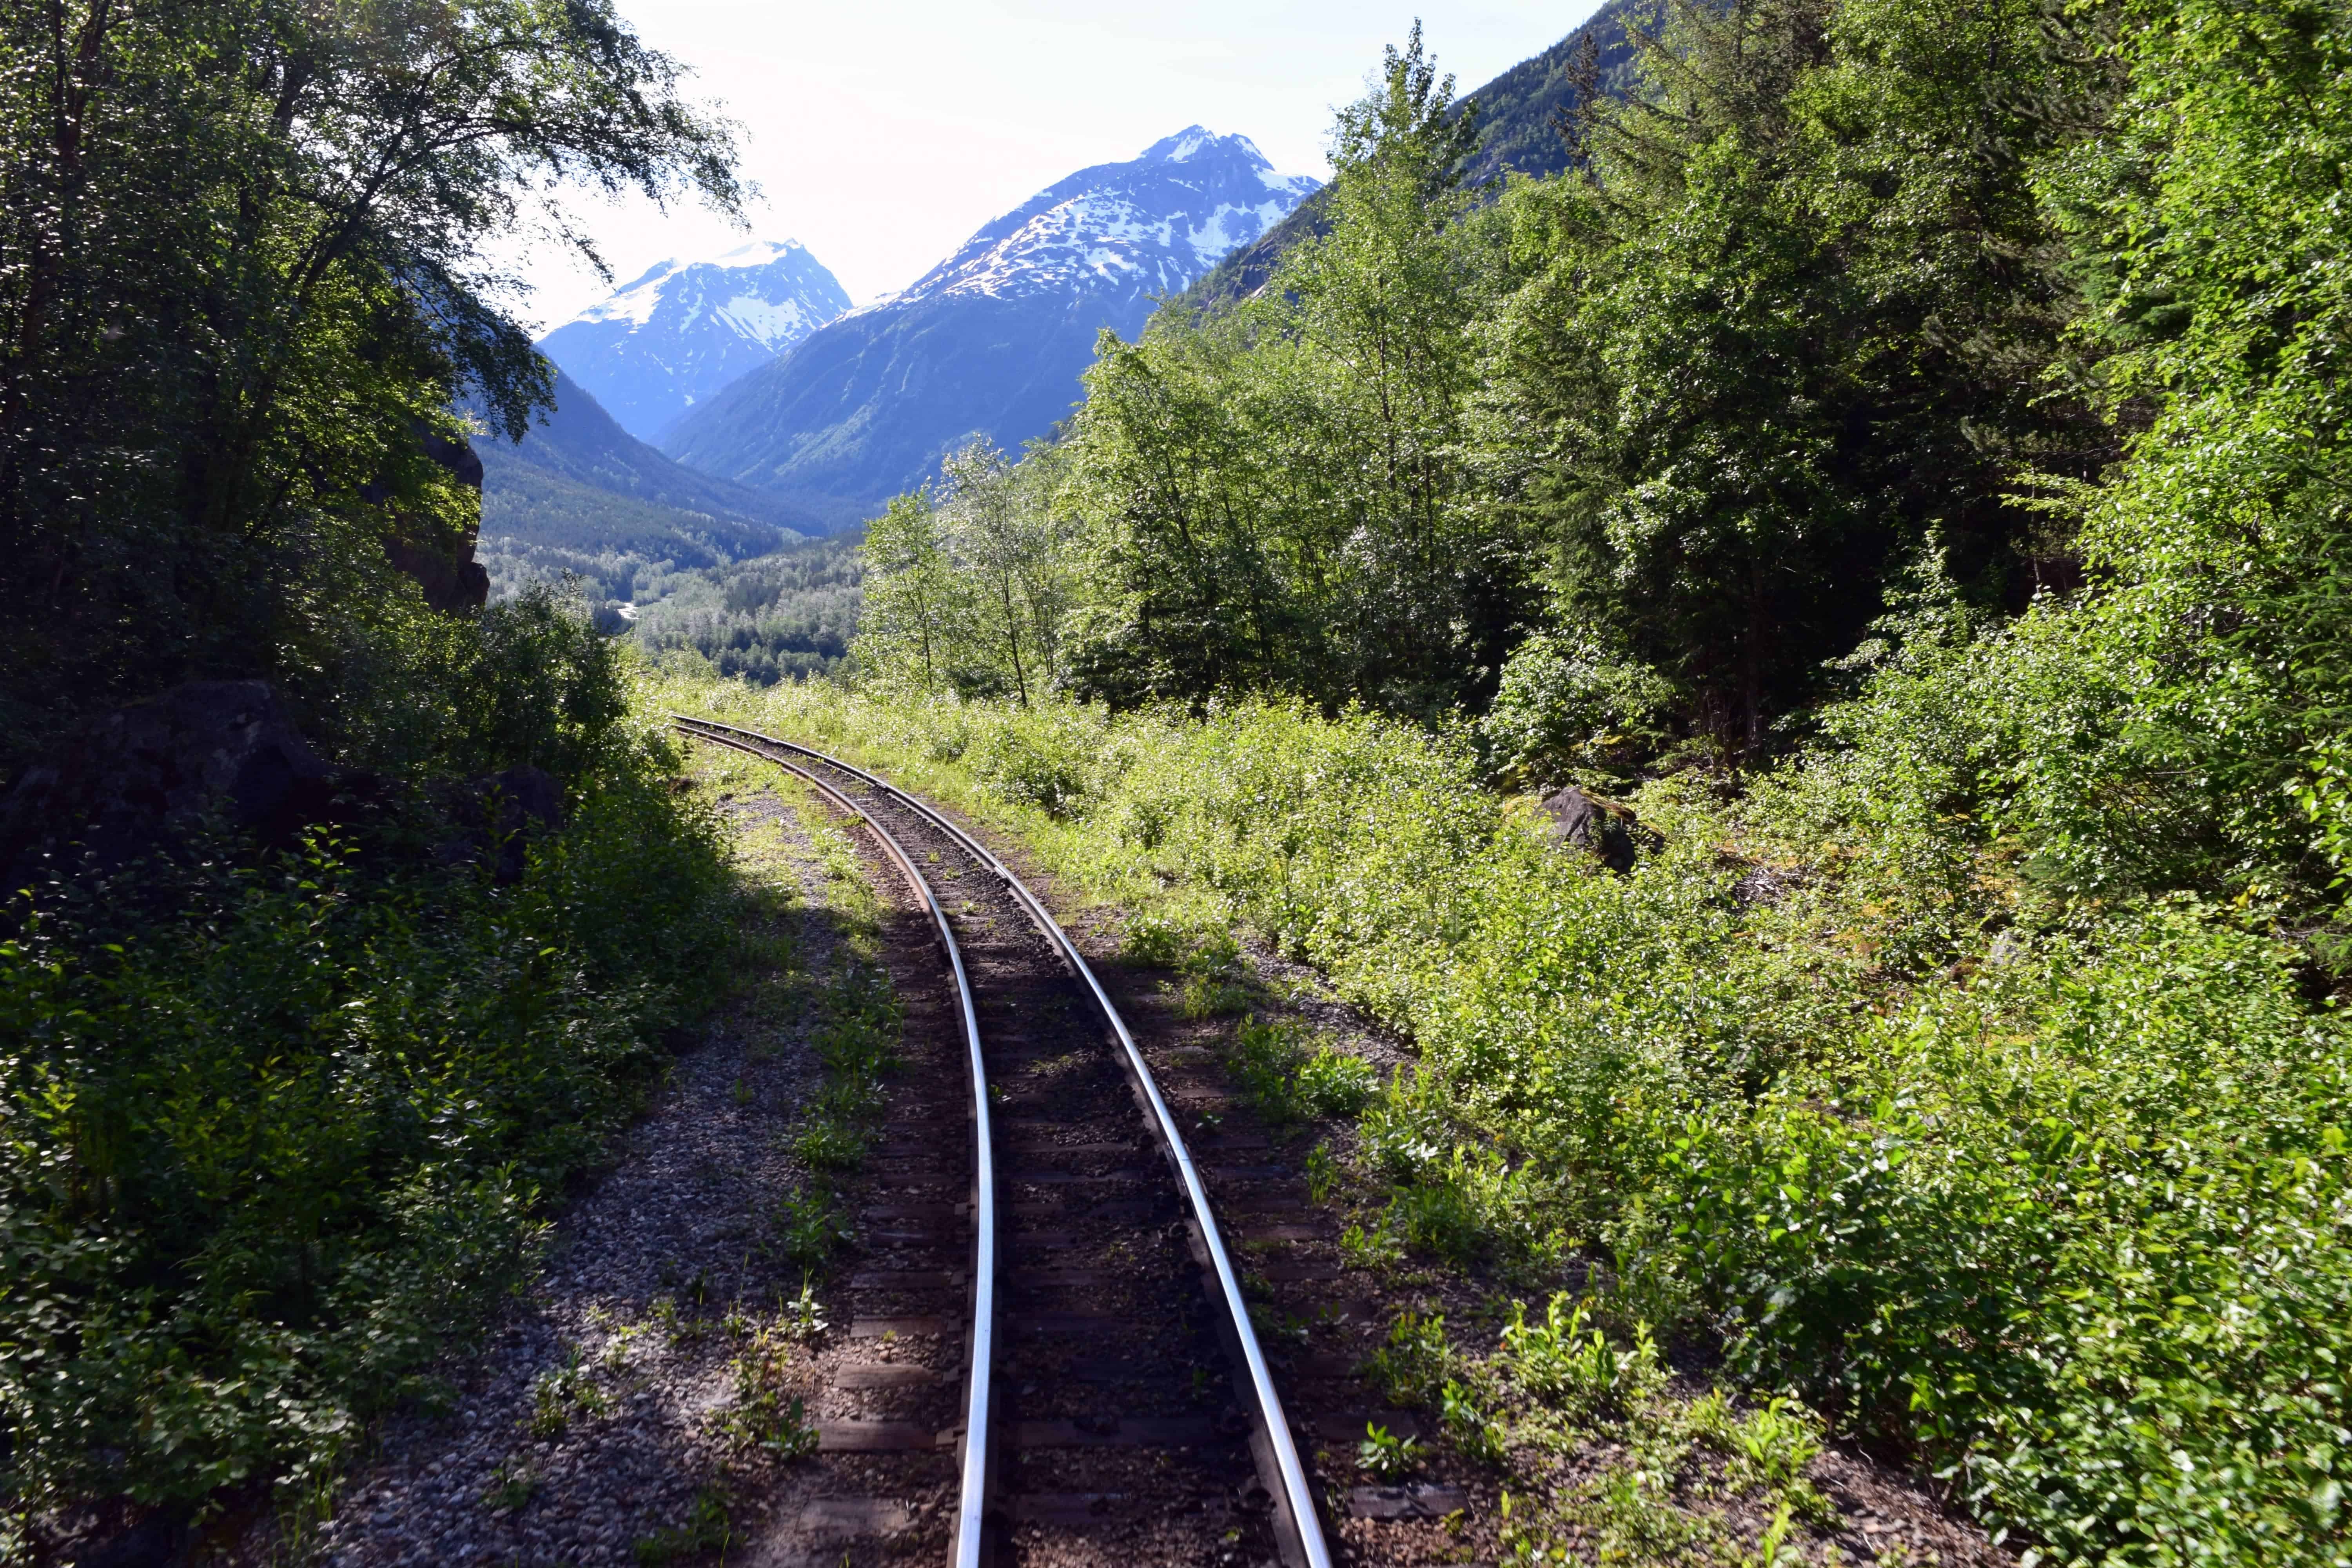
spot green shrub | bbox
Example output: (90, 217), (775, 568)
(1294, 1047), (1377, 1119)
(1387, 1177), (1486, 1266)
(1440, 1377), (1507, 1465)
(1501, 1295), (1660, 1417)
(1479, 628), (1679, 789)
(1722, 1397), (1822, 1496)
(715, 1330), (818, 1458)
(1365, 1308), (1452, 1406)
(791, 1112), (867, 1172)
(1228, 1016), (1374, 1124)
(1120, 912), (1190, 967)
(0, 666), (730, 1517)
(1356, 1423), (1426, 1481)
(963, 706), (1113, 819)
(811, 961), (900, 1078)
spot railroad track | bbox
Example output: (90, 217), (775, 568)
(673, 714), (1332, 1568)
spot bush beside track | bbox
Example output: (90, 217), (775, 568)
(0, 613), (737, 1541)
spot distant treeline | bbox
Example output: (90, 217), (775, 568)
(630, 535), (864, 686)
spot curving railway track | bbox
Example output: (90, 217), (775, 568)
(673, 714), (1332, 1568)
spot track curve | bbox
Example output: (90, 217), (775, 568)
(679, 725), (997, 1566)
(675, 714), (1332, 1568)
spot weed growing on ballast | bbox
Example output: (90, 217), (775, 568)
(715, 1329), (820, 1458)
(1357, 1423), (1427, 1481)
(633, 1487), (733, 1565)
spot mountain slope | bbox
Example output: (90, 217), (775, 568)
(475, 367), (802, 601)
(537, 240), (851, 444)
(1181, 0), (1648, 308)
(661, 129), (1318, 532)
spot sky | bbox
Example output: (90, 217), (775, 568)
(495, 0), (1605, 330)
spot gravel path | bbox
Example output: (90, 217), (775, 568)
(298, 781), (849, 1568)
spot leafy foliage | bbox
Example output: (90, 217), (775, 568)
(0, 0), (765, 1537)
(0, 0), (737, 757)
(855, 442), (1078, 702)
(0, 698), (733, 1512)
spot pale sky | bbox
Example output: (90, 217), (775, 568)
(495, 0), (1605, 329)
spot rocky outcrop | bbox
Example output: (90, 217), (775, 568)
(0, 682), (565, 895)
(0, 680), (373, 889)
(1538, 785), (1658, 873)
(379, 426), (490, 613)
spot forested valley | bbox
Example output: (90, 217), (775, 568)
(6, 0), (2352, 1564)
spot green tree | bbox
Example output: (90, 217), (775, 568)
(1480, 0), (2107, 758)
(1976, 0), (2352, 908)
(854, 441), (1078, 701)
(938, 441), (1077, 706)
(1066, 25), (1532, 717)
(0, 0), (739, 758)
(858, 489), (967, 691)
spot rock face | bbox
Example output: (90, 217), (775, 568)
(0, 682), (567, 893)
(0, 681), (356, 885)
(382, 426), (492, 613)
(1538, 785), (1655, 873)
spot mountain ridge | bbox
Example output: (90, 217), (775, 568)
(473, 366), (802, 602)
(660, 128), (1318, 532)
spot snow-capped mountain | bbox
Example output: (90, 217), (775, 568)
(891, 127), (1319, 307)
(663, 130), (1318, 532)
(537, 240), (851, 445)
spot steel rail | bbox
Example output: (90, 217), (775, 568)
(675, 724), (996, 1568)
(673, 713), (1334, 1568)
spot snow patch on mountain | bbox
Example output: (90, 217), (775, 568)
(658, 128), (1321, 532)
(888, 127), (1319, 309)
(537, 239), (850, 444)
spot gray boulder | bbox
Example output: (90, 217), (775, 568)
(0, 680), (358, 887)
(1537, 785), (1656, 873)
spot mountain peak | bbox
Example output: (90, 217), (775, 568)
(885, 132), (1319, 310)
(539, 239), (850, 443)
(662, 130), (1321, 532)
(709, 237), (813, 267)
(1140, 125), (1254, 164)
